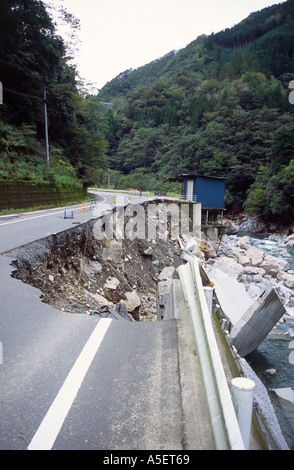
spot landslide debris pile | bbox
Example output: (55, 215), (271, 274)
(11, 201), (183, 321)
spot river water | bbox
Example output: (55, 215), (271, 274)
(239, 233), (294, 447)
(240, 232), (294, 388)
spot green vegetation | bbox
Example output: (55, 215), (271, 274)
(1, 0), (294, 222)
(99, 0), (294, 223)
(0, 0), (108, 188)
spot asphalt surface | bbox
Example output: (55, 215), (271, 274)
(0, 192), (152, 254)
(0, 201), (97, 254)
(0, 193), (185, 451)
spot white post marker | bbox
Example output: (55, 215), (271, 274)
(203, 286), (214, 316)
(28, 318), (112, 450)
(231, 377), (255, 450)
(289, 80), (294, 105)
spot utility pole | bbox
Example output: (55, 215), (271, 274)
(43, 80), (50, 170)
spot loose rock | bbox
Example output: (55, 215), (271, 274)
(123, 291), (141, 312)
(246, 246), (264, 266)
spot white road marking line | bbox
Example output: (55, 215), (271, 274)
(0, 199), (105, 227)
(0, 206), (83, 227)
(28, 318), (112, 451)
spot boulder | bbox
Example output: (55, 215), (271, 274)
(239, 255), (251, 266)
(143, 246), (153, 257)
(247, 284), (263, 298)
(286, 234), (294, 247)
(184, 237), (198, 252)
(221, 219), (239, 235)
(244, 266), (266, 276)
(238, 236), (252, 250)
(276, 282), (293, 304)
(271, 388), (294, 434)
(92, 293), (113, 306)
(246, 246), (264, 266)
(105, 276), (120, 290)
(197, 240), (217, 259)
(211, 257), (244, 280)
(191, 247), (206, 261)
(252, 273), (263, 283)
(282, 273), (294, 289)
(238, 215), (269, 233)
(124, 290), (141, 312)
(260, 254), (289, 276)
(183, 236), (216, 259)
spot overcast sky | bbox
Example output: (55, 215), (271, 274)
(53, 0), (286, 91)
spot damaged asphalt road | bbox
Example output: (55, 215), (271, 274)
(0, 196), (186, 450)
(10, 201), (183, 321)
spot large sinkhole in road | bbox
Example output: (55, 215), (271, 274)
(11, 201), (184, 321)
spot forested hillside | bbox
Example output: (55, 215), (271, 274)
(1, 1), (294, 223)
(99, 0), (294, 223)
(0, 0), (109, 188)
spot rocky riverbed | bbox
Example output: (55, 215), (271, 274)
(214, 235), (294, 320)
(200, 231), (294, 325)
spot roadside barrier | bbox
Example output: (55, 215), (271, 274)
(177, 259), (246, 450)
(88, 188), (150, 198)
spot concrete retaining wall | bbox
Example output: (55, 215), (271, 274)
(0, 180), (87, 211)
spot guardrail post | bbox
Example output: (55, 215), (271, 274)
(231, 377), (255, 450)
(203, 286), (214, 316)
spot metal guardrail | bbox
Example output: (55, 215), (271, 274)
(177, 259), (245, 450)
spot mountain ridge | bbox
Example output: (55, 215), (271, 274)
(99, 1), (294, 100)
(97, 0), (294, 223)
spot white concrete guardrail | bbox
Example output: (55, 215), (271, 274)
(177, 259), (246, 450)
(88, 187), (151, 198)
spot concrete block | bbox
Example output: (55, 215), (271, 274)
(229, 288), (286, 357)
(156, 280), (172, 320)
(205, 266), (254, 326)
(158, 266), (177, 281)
(165, 280), (187, 321)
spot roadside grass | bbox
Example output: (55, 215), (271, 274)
(0, 195), (94, 216)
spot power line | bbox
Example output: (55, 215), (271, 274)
(0, 53), (43, 85)
(3, 86), (43, 101)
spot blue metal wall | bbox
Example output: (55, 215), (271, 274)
(184, 176), (225, 208)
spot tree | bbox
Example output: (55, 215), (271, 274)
(268, 124), (294, 171)
(0, 0), (66, 127)
(0, 1), (109, 185)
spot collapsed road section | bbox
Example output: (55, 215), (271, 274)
(11, 200), (186, 322)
